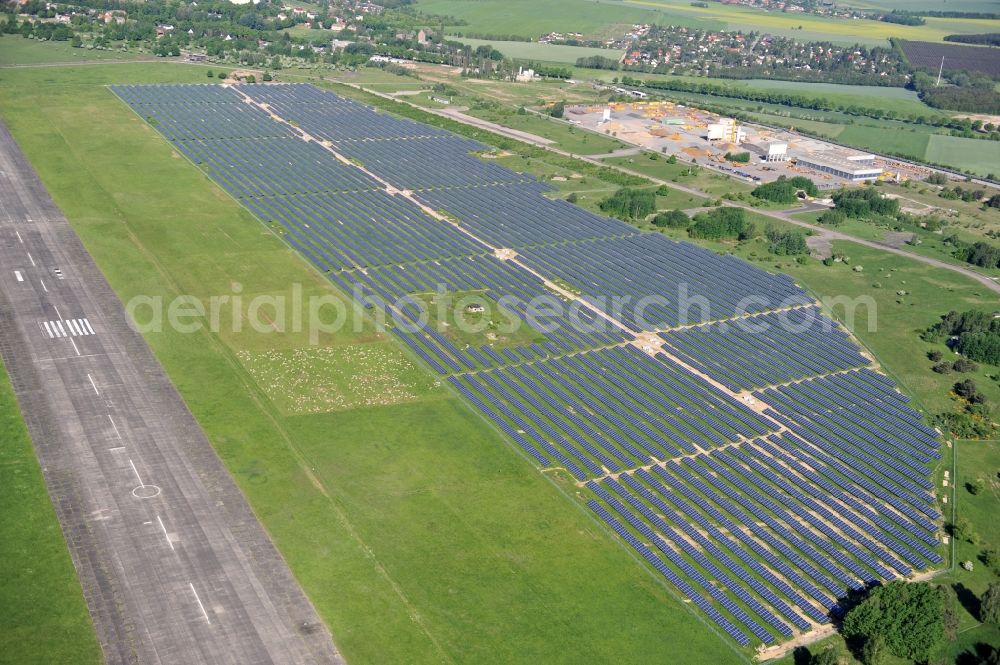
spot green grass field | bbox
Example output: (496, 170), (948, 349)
(466, 108), (629, 154)
(0, 34), (143, 64)
(925, 135), (1000, 177)
(601, 153), (756, 196)
(451, 37), (625, 64)
(0, 359), (102, 665)
(0, 61), (748, 665)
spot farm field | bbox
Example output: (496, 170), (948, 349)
(600, 71), (941, 116)
(420, 0), (996, 44)
(836, 124), (933, 159)
(0, 62), (746, 665)
(451, 37), (625, 65)
(621, 0), (999, 44)
(417, 0), (720, 38)
(900, 39), (1000, 77)
(0, 360), (102, 665)
(850, 0), (1000, 11)
(925, 134), (1000, 177)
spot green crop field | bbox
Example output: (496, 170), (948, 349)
(451, 37), (625, 64)
(609, 72), (940, 116)
(418, 0), (720, 39)
(849, 0), (1000, 12)
(0, 62), (747, 665)
(419, 0), (997, 44)
(0, 359), (102, 665)
(621, 0), (998, 44)
(837, 124), (933, 159)
(926, 134), (1000, 177)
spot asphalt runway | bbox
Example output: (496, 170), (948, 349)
(0, 121), (343, 665)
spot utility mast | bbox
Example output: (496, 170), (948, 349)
(936, 56), (945, 86)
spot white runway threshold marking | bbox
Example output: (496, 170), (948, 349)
(189, 583), (212, 624)
(41, 318), (94, 339)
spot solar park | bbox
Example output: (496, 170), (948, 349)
(112, 83), (944, 650)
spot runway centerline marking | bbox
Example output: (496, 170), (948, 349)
(69, 337), (80, 356)
(156, 515), (175, 552)
(87, 373), (99, 395)
(26, 251), (35, 266)
(15, 230), (22, 243)
(108, 414), (122, 440)
(189, 583), (211, 624)
(128, 458), (145, 486)
(39, 278), (47, 293)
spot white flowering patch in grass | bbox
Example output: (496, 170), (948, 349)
(238, 343), (439, 415)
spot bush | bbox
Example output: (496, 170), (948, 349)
(927, 350), (943, 362)
(549, 100), (565, 118)
(655, 185), (671, 196)
(951, 516), (979, 544)
(981, 549), (1000, 575)
(932, 362), (953, 374)
(598, 187), (656, 221)
(955, 378), (986, 404)
(651, 209), (690, 229)
(206, 69), (214, 78)
(565, 192), (578, 204)
(952, 358), (978, 372)
(688, 207), (754, 240)
(752, 175), (818, 204)
(765, 226), (808, 256)
(818, 209), (846, 226)
(831, 187), (899, 219)
(724, 151), (750, 163)
(217, 71), (227, 79)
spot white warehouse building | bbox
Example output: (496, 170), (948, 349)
(794, 154), (883, 182)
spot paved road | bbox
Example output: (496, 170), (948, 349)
(0, 121), (343, 664)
